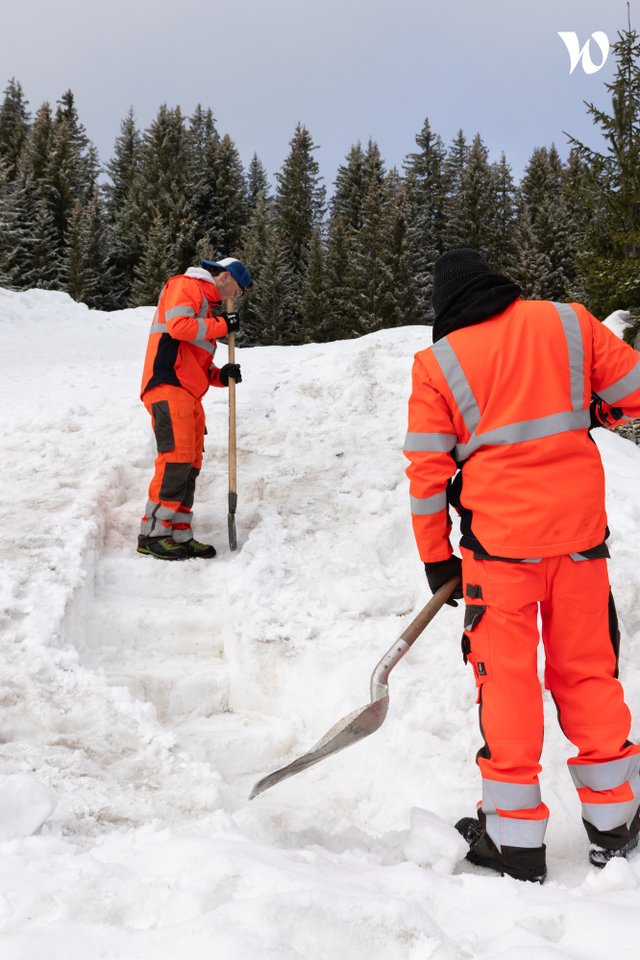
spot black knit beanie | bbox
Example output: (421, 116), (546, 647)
(432, 249), (493, 318)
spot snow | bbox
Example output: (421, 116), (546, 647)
(2, 285), (640, 957)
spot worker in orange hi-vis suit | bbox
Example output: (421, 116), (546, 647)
(403, 248), (640, 883)
(138, 257), (252, 561)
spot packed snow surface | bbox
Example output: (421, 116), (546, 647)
(2, 286), (640, 958)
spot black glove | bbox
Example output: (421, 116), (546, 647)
(424, 556), (463, 607)
(223, 312), (240, 334)
(220, 363), (242, 386)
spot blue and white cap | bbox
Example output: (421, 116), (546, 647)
(201, 257), (253, 290)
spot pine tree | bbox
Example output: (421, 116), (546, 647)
(0, 163), (18, 285)
(246, 152), (270, 213)
(103, 109), (143, 307)
(48, 90), (100, 257)
(489, 153), (518, 273)
(128, 104), (193, 297)
(17, 178), (60, 290)
(186, 104), (219, 262)
(384, 173), (420, 328)
(302, 228), (325, 340)
(567, 25), (640, 313)
(0, 78), (30, 179)
(324, 138), (388, 336)
(450, 133), (499, 256)
(348, 174), (395, 334)
(332, 141), (368, 230)
(321, 214), (352, 340)
(243, 212), (289, 346)
(130, 213), (177, 306)
(443, 130), (469, 248)
(274, 123), (326, 343)
(66, 187), (107, 307)
(513, 146), (578, 300)
(238, 190), (274, 344)
(404, 118), (448, 322)
(208, 133), (247, 257)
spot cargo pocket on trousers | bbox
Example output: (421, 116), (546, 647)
(151, 400), (175, 453)
(462, 603), (488, 702)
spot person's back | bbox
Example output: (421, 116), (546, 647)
(404, 248), (640, 883)
(412, 297), (612, 559)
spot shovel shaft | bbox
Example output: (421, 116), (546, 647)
(400, 576), (461, 647)
(369, 576), (460, 700)
(227, 297), (237, 550)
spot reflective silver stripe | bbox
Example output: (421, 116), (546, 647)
(598, 357), (640, 404)
(166, 304), (196, 321)
(172, 529), (193, 543)
(571, 756), (640, 831)
(552, 302), (585, 411)
(195, 317), (208, 340)
(144, 500), (175, 521)
(582, 800), (637, 833)
(141, 501), (177, 537)
(192, 339), (216, 355)
(431, 339), (481, 435)
(149, 307), (165, 335)
(173, 511), (193, 524)
(484, 811), (548, 850)
(455, 409), (590, 461)
(197, 292), (209, 319)
(482, 779), (547, 850)
(410, 492), (447, 516)
(569, 756), (640, 792)
(482, 779), (542, 812)
(404, 432), (457, 453)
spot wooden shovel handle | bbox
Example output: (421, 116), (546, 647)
(227, 297), (237, 493)
(400, 577), (461, 647)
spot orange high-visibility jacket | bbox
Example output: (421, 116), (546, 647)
(404, 299), (640, 562)
(141, 271), (230, 400)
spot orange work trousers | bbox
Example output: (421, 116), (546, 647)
(461, 548), (640, 852)
(140, 385), (206, 543)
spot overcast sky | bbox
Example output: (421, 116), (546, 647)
(0, 0), (633, 189)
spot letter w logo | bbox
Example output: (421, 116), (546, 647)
(558, 31), (610, 75)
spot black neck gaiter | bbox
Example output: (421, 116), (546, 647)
(432, 273), (522, 343)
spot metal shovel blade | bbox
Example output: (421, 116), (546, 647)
(249, 696), (389, 800)
(228, 491), (238, 552)
(248, 576), (459, 801)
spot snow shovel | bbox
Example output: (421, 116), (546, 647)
(249, 575), (461, 799)
(227, 297), (238, 551)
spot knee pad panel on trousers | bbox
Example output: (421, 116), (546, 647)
(159, 461), (193, 503)
(150, 400), (175, 453)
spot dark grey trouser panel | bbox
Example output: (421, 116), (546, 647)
(609, 591), (621, 679)
(151, 400), (175, 453)
(159, 461), (193, 503)
(182, 466), (200, 510)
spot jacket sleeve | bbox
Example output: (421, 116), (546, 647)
(164, 278), (228, 342)
(587, 308), (640, 418)
(403, 351), (459, 563)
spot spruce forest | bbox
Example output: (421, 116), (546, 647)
(1, 27), (639, 346)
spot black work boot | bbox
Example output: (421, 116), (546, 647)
(455, 815), (547, 883)
(590, 834), (639, 867)
(137, 535), (188, 560)
(587, 806), (640, 868)
(180, 538), (217, 559)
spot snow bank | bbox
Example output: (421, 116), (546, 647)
(1, 287), (640, 958)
